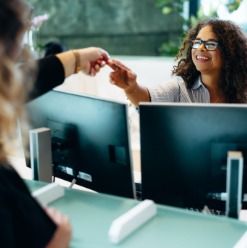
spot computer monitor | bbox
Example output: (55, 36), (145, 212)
(139, 103), (247, 212)
(25, 89), (135, 198)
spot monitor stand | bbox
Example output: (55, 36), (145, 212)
(29, 127), (52, 183)
(226, 151), (244, 219)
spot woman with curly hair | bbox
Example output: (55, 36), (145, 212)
(0, 0), (109, 247)
(108, 18), (247, 106)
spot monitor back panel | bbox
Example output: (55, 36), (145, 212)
(140, 103), (247, 210)
(26, 90), (135, 198)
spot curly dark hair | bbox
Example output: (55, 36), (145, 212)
(172, 18), (247, 103)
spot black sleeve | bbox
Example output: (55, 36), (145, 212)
(29, 55), (65, 100)
(0, 166), (57, 248)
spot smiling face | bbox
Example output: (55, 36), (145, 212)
(191, 25), (222, 76)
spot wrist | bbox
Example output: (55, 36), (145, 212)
(72, 50), (81, 73)
(124, 83), (137, 95)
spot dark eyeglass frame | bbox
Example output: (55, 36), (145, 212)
(190, 38), (219, 51)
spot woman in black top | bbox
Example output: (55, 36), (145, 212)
(0, 0), (109, 247)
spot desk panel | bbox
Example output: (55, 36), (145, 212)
(26, 180), (247, 248)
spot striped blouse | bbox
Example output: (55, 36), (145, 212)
(148, 76), (211, 103)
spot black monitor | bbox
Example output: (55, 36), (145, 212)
(139, 103), (247, 212)
(25, 89), (135, 198)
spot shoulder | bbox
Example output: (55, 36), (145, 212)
(0, 164), (33, 207)
(148, 76), (186, 102)
(0, 165), (26, 189)
(149, 76), (186, 93)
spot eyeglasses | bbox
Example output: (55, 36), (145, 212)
(190, 39), (219, 51)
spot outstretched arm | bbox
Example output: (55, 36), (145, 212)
(30, 47), (109, 100)
(56, 47), (109, 77)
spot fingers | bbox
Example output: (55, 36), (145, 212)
(107, 59), (119, 71)
(127, 70), (136, 80)
(76, 47), (109, 76)
(107, 58), (132, 85)
(88, 56), (107, 76)
(109, 70), (127, 86)
(100, 49), (110, 61)
(109, 72), (116, 85)
(85, 50), (131, 80)
(109, 67), (136, 81)
(91, 56), (107, 68)
(107, 59), (131, 72)
(107, 62), (119, 71)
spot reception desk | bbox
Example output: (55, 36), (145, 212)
(26, 180), (247, 248)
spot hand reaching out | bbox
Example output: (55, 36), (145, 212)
(78, 47), (109, 76)
(55, 47), (110, 78)
(107, 59), (137, 94)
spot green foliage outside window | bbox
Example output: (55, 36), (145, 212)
(155, 0), (187, 15)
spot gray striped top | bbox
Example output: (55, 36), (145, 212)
(148, 76), (210, 103)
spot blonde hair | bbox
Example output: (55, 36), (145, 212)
(0, 0), (36, 163)
(0, 49), (36, 162)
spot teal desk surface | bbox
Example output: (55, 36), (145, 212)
(26, 180), (247, 248)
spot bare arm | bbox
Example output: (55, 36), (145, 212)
(56, 47), (109, 78)
(107, 59), (150, 107)
(124, 83), (150, 107)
